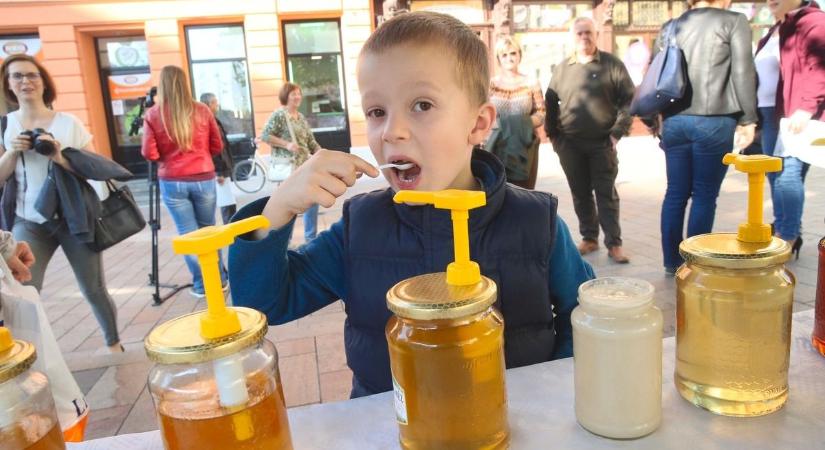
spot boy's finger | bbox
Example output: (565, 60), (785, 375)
(345, 154), (379, 178)
(318, 175), (349, 198)
(311, 186), (338, 209)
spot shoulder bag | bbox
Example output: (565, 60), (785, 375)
(88, 180), (146, 252)
(629, 19), (687, 117)
(268, 112), (297, 182)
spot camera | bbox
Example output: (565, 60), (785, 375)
(20, 128), (57, 156)
(128, 86), (158, 137)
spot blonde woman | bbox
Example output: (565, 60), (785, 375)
(486, 36), (545, 189)
(141, 65), (224, 297)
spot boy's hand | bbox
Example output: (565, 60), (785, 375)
(259, 150), (379, 238)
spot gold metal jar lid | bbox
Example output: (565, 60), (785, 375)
(0, 339), (36, 384)
(679, 233), (791, 269)
(386, 273), (497, 320)
(145, 307), (267, 365)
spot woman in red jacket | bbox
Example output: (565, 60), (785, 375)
(141, 65), (225, 297)
(765, 0), (825, 258)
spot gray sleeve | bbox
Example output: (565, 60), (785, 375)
(730, 15), (758, 125)
(0, 230), (17, 261)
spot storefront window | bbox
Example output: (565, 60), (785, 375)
(513, 3), (592, 31)
(283, 21), (348, 134)
(185, 24), (254, 140)
(0, 34), (41, 61)
(632, 1), (669, 26)
(98, 37), (149, 70)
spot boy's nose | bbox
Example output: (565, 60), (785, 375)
(381, 114), (410, 143)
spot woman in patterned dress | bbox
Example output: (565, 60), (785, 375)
(487, 36), (546, 189)
(258, 82), (323, 242)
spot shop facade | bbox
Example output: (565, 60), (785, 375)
(0, 0), (374, 175)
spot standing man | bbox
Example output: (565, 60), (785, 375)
(544, 17), (635, 263)
(200, 93), (236, 224)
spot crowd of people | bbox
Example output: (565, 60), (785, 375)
(0, 0), (821, 360)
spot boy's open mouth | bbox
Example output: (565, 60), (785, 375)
(391, 159), (421, 184)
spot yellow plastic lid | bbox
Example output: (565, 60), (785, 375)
(0, 326), (36, 384)
(144, 216), (272, 362)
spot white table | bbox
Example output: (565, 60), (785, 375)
(68, 310), (825, 449)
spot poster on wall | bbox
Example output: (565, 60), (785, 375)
(0, 35), (42, 62)
(107, 73), (152, 100)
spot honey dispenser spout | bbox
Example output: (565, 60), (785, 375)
(722, 154), (782, 243)
(393, 190), (486, 285)
(171, 215), (271, 441)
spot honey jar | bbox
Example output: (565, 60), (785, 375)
(386, 190), (508, 450)
(675, 154), (794, 417)
(812, 237), (825, 356)
(572, 277), (662, 439)
(0, 327), (65, 450)
(144, 217), (293, 450)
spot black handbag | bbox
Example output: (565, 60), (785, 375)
(630, 19), (687, 117)
(89, 181), (146, 252)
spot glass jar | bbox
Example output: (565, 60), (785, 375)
(145, 308), (293, 450)
(0, 329), (65, 450)
(386, 273), (508, 450)
(572, 277), (662, 439)
(813, 237), (825, 357)
(676, 234), (794, 417)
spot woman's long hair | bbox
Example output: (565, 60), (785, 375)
(157, 65), (194, 150)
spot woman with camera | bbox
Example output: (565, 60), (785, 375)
(0, 54), (123, 353)
(141, 65), (225, 297)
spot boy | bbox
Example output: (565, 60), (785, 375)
(229, 12), (595, 398)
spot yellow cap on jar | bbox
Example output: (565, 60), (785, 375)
(0, 326), (36, 384)
(680, 154), (789, 269)
(144, 215), (271, 364)
(387, 190), (497, 320)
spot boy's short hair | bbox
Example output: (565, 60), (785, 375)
(361, 11), (489, 106)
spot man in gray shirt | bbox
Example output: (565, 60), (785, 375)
(544, 17), (635, 263)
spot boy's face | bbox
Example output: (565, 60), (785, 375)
(358, 43), (494, 192)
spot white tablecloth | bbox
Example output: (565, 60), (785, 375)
(68, 310), (825, 449)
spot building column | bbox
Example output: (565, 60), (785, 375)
(244, 13), (282, 146)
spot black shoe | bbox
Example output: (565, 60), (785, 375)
(791, 237), (803, 260)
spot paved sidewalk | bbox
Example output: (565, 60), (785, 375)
(33, 136), (823, 439)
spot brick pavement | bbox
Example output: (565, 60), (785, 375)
(33, 136), (823, 439)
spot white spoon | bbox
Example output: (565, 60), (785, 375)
(377, 162), (415, 170)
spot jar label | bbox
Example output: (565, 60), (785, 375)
(392, 374), (408, 425)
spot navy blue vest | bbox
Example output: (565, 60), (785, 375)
(343, 150), (559, 397)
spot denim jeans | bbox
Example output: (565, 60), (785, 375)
(660, 115), (737, 269)
(759, 107), (782, 226)
(773, 156), (808, 240)
(12, 218), (120, 345)
(159, 179), (227, 294)
(303, 204), (319, 242)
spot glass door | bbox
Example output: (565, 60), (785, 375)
(282, 20), (351, 152)
(96, 36), (151, 176)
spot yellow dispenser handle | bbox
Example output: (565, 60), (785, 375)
(0, 327), (13, 353)
(172, 215), (270, 340)
(393, 190), (486, 285)
(722, 154), (782, 243)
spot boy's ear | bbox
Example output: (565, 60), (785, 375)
(468, 102), (497, 146)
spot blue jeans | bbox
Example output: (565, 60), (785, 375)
(773, 156), (807, 240)
(159, 179), (227, 293)
(759, 107), (782, 225)
(303, 204), (319, 242)
(660, 115), (737, 269)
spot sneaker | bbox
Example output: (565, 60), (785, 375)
(189, 288), (206, 299)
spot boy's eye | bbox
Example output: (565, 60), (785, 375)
(412, 101), (433, 112)
(366, 108), (385, 119)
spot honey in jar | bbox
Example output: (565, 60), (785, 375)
(386, 190), (508, 450)
(812, 237), (825, 356)
(0, 327), (65, 450)
(675, 154), (794, 417)
(145, 216), (293, 450)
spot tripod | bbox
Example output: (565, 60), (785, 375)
(147, 161), (191, 306)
